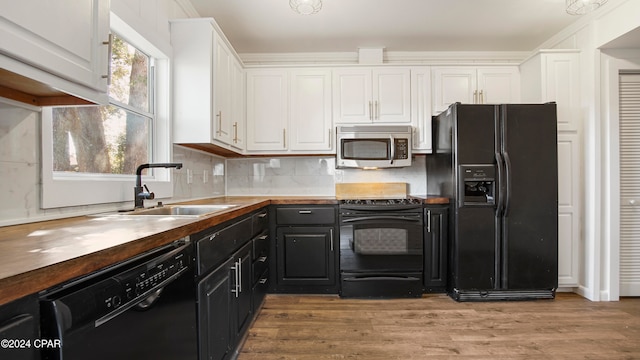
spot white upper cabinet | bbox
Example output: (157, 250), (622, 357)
(520, 51), (581, 132)
(411, 67), (433, 153)
(432, 66), (520, 114)
(0, 0), (110, 103)
(245, 68), (332, 153)
(246, 69), (288, 151)
(333, 67), (411, 124)
(289, 69), (333, 152)
(171, 18), (244, 151)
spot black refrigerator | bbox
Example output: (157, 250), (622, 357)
(427, 102), (558, 301)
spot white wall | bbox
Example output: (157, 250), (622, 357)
(535, 0), (640, 301)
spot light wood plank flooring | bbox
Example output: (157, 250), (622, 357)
(238, 293), (640, 359)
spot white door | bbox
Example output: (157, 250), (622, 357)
(213, 33), (233, 144)
(431, 67), (477, 114)
(619, 72), (640, 296)
(333, 69), (372, 124)
(476, 67), (521, 104)
(246, 70), (288, 151)
(290, 69), (333, 151)
(372, 68), (411, 123)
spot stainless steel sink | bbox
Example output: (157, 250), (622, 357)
(93, 204), (237, 218)
(128, 204), (237, 216)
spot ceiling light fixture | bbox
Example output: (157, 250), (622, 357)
(566, 0), (608, 15)
(290, 0), (322, 15)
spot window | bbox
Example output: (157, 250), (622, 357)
(52, 34), (152, 175)
(42, 21), (172, 209)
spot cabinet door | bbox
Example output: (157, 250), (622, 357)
(424, 206), (448, 291)
(231, 243), (253, 341)
(198, 258), (233, 360)
(372, 68), (411, 123)
(230, 59), (245, 150)
(542, 53), (580, 132)
(0, 0), (109, 92)
(246, 69), (288, 150)
(213, 33), (233, 144)
(557, 133), (580, 287)
(290, 69), (333, 151)
(477, 67), (520, 104)
(276, 227), (336, 286)
(432, 67), (477, 114)
(333, 68), (372, 124)
(411, 67), (433, 153)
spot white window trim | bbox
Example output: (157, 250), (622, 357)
(41, 14), (173, 209)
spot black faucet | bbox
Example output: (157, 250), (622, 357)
(134, 163), (183, 209)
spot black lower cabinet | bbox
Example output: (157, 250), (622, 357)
(198, 241), (253, 360)
(271, 206), (339, 294)
(0, 293), (39, 360)
(424, 205), (449, 292)
(277, 227), (336, 287)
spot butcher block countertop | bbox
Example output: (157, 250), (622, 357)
(0, 195), (447, 306)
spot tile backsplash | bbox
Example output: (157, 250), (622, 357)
(0, 101), (226, 226)
(1, 98), (426, 226)
(225, 156), (426, 196)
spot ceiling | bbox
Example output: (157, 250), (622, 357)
(187, 0), (586, 54)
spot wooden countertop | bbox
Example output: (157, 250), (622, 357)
(0, 195), (447, 306)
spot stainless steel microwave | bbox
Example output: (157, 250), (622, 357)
(336, 125), (412, 169)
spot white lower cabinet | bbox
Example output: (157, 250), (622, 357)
(246, 68), (333, 153)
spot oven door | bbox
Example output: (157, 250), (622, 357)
(339, 210), (423, 273)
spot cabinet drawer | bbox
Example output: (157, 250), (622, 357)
(251, 209), (269, 237)
(276, 207), (335, 225)
(252, 232), (269, 261)
(196, 217), (252, 276)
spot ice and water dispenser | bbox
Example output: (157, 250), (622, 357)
(458, 165), (496, 207)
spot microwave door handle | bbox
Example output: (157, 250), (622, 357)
(389, 135), (395, 165)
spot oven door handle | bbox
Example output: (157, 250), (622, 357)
(343, 276), (421, 282)
(341, 215), (421, 223)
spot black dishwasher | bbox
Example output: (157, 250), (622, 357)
(39, 239), (197, 360)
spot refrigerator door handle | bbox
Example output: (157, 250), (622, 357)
(502, 151), (512, 216)
(496, 152), (506, 217)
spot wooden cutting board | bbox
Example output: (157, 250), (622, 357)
(335, 183), (407, 199)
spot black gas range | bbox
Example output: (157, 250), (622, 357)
(338, 197), (424, 298)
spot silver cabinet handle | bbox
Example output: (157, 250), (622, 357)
(101, 33), (113, 85)
(298, 210), (312, 214)
(330, 228), (334, 252)
(233, 122), (238, 143)
(375, 101), (379, 120)
(216, 111), (222, 135)
(208, 232), (219, 241)
(258, 212), (267, 218)
(479, 90), (484, 104)
(369, 101), (373, 121)
(283, 128), (286, 148)
(259, 278), (268, 284)
(258, 234), (268, 240)
(231, 260), (239, 297)
(426, 210), (431, 233)
(328, 129), (332, 148)
(238, 257), (242, 293)
(473, 90), (478, 104)
(258, 256), (267, 263)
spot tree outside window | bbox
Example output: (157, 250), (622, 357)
(52, 34), (153, 175)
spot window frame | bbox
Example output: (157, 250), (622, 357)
(41, 15), (173, 209)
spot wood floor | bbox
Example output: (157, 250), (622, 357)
(238, 293), (640, 359)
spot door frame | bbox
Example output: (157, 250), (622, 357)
(601, 49), (640, 300)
